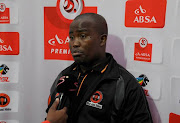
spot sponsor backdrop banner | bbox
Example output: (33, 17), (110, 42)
(0, 0), (179, 123)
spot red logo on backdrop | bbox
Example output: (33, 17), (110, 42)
(134, 37), (152, 62)
(169, 113), (180, 123)
(44, 0), (97, 60)
(56, 0), (85, 23)
(0, 93), (10, 107)
(0, 3), (10, 24)
(0, 32), (19, 55)
(125, 0), (167, 28)
(0, 121), (7, 123)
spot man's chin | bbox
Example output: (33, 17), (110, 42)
(73, 57), (83, 64)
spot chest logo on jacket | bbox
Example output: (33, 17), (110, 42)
(86, 91), (103, 109)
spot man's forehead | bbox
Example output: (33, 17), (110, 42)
(69, 21), (97, 33)
(70, 17), (96, 28)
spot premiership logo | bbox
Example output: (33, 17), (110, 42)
(139, 37), (148, 48)
(56, 0), (85, 23)
(134, 37), (152, 62)
(0, 3), (6, 12)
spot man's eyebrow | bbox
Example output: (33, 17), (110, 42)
(69, 28), (88, 34)
(77, 29), (88, 32)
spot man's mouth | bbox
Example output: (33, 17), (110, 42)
(71, 50), (83, 57)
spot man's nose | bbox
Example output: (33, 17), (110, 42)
(73, 38), (80, 48)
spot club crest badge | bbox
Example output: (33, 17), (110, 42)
(86, 91), (103, 109)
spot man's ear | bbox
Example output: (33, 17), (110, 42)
(100, 34), (107, 46)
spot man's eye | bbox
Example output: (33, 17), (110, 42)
(80, 34), (86, 39)
(70, 36), (74, 40)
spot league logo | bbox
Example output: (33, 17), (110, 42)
(0, 64), (9, 82)
(136, 74), (149, 87)
(56, 0), (84, 23)
(0, 3), (6, 12)
(0, 64), (9, 75)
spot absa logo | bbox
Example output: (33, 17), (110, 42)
(0, 32), (19, 55)
(48, 35), (71, 54)
(0, 38), (13, 52)
(134, 5), (157, 24)
(56, 0), (84, 23)
(125, 0), (167, 28)
(48, 35), (70, 46)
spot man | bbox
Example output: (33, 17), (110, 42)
(45, 13), (153, 123)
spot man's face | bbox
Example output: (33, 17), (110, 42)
(69, 18), (102, 65)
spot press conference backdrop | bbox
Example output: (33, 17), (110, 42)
(0, 0), (179, 123)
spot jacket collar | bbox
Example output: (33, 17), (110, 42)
(74, 53), (121, 114)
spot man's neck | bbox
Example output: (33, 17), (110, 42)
(79, 56), (106, 73)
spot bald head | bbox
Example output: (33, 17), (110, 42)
(73, 13), (108, 35)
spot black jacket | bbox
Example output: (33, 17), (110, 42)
(46, 53), (153, 123)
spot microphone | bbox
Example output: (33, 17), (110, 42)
(56, 74), (78, 110)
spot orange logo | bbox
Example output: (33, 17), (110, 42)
(90, 91), (103, 103)
(44, 0), (97, 60)
(125, 0), (167, 28)
(48, 95), (51, 106)
(0, 32), (19, 55)
(134, 37), (152, 62)
(0, 93), (10, 107)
